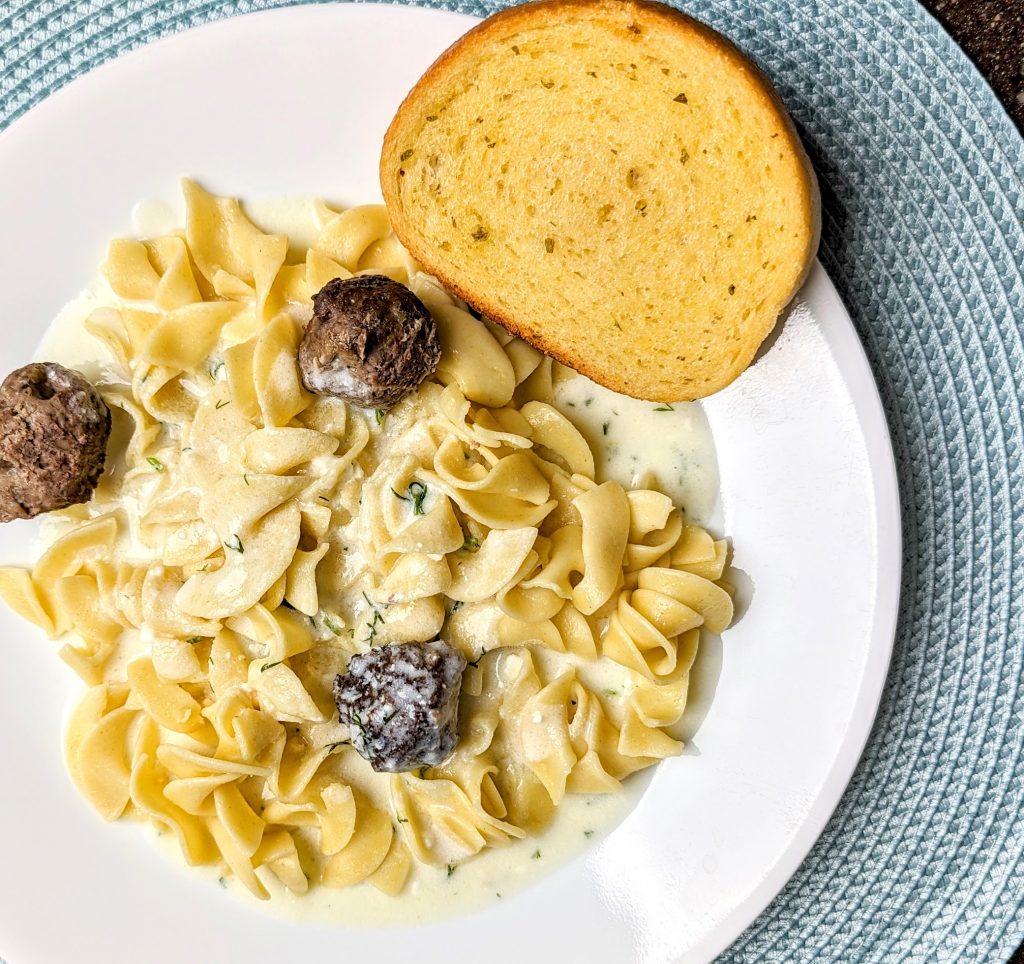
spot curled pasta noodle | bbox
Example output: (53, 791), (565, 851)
(0, 182), (736, 901)
(572, 481), (630, 614)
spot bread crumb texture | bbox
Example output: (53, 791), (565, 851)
(382, 0), (819, 401)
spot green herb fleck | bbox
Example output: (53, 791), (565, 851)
(325, 740), (350, 752)
(602, 422), (610, 436)
(408, 481), (428, 515)
(209, 360), (225, 379)
(323, 615), (344, 636)
(654, 404), (675, 412)
(391, 487), (409, 502)
(361, 591), (385, 642)
(224, 535), (244, 553)
(374, 409), (385, 425)
(566, 401), (577, 408)
(450, 600), (464, 614)
(496, 892), (503, 899)
(146, 456), (165, 472)
(584, 830), (594, 838)
(604, 688), (620, 697)
(318, 495), (330, 504)
(218, 876), (227, 889)
(261, 660), (283, 673)
(447, 864), (457, 878)
(418, 766), (429, 779)
(243, 473), (250, 486)
(467, 649), (486, 668)
(531, 850), (542, 860)
(215, 399), (231, 409)
(186, 636), (204, 645)
(584, 397), (593, 407)
(463, 535), (481, 553)
(397, 816), (409, 824)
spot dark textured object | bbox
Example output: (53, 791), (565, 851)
(298, 275), (441, 408)
(0, 363), (110, 522)
(919, 0), (1023, 132)
(333, 639), (466, 773)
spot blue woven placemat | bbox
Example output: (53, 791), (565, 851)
(2, 0), (1022, 961)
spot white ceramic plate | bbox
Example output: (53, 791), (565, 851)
(0, 6), (900, 963)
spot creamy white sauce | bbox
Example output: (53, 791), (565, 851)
(553, 374), (719, 525)
(31, 194), (721, 925)
(147, 778), (646, 925)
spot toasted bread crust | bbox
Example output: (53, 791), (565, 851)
(381, 0), (820, 402)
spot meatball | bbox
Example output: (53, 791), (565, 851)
(0, 362), (111, 522)
(298, 275), (441, 408)
(333, 639), (466, 773)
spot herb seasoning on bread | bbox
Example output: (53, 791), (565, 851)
(381, 0), (820, 401)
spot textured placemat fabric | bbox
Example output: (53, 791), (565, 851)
(2, 0), (1022, 961)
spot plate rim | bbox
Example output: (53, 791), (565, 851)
(0, 5), (903, 962)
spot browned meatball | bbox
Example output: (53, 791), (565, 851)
(298, 275), (441, 408)
(333, 639), (466, 773)
(0, 363), (111, 522)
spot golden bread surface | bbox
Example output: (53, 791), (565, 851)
(382, 0), (820, 401)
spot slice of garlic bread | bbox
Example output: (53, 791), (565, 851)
(381, 0), (820, 401)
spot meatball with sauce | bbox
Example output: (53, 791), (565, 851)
(298, 275), (441, 409)
(0, 362), (111, 522)
(333, 639), (466, 773)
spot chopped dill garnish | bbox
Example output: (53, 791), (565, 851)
(146, 456), (165, 472)
(408, 481), (428, 515)
(260, 660), (283, 673)
(393, 481), (428, 516)
(224, 535), (244, 553)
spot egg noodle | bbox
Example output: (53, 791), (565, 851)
(0, 181), (734, 900)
